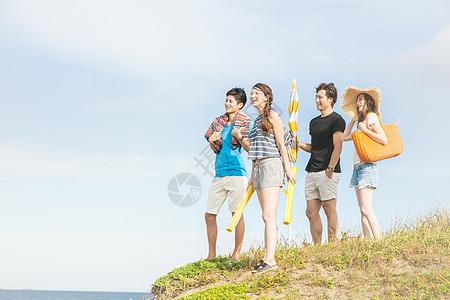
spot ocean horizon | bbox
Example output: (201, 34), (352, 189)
(0, 289), (153, 300)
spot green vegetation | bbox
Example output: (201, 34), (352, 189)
(151, 207), (450, 299)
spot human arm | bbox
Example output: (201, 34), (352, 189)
(270, 111), (297, 184)
(298, 140), (312, 153)
(248, 160), (255, 187)
(208, 131), (221, 151)
(297, 121), (312, 153)
(358, 114), (387, 145)
(342, 119), (356, 141)
(205, 118), (222, 153)
(231, 126), (250, 152)
(325, 131), (344, 179)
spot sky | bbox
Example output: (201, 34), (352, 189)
(0, 0), (449, 293)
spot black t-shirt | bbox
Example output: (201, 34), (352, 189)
(305, 111), (346, 173)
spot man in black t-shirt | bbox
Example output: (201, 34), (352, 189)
(298, 83), (346, 245)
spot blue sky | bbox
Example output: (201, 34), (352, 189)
(0, 0), (449, 293)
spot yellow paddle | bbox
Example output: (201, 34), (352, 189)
(226, 184), (254, 232)
(283, 166), (297, 225)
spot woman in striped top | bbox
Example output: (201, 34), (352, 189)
(248, 83), (297, 274)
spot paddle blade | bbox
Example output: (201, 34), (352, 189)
(283, 166), (298, 225)
(226, 184), (254, 232)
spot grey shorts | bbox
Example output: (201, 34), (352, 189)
(253, 157), (285, 191)
(305, 170), (341, 201)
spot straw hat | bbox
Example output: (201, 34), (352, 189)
(341, 86), (382, 121)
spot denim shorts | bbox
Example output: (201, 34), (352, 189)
(350, 163), (378, 189)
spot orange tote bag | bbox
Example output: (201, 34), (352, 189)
(352, 116), (403, 163)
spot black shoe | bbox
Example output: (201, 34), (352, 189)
(252, 261), (279, 274)
(252, 260), (264, 271)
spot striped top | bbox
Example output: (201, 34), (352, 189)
(248, 113), (283, 161)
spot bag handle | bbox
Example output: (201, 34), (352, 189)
(364, 112), (382, 127)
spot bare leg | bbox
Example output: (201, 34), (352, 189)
(205, 213), (218, 259)
(257, 187), (280, 266)
(231, 212), (245, 260)
(306, 199), (323, 245)
(355, 188), (372, 237)
(361, 215), (372, 237)
(357, 187), (381, 239)
(322, 199), (339, 243)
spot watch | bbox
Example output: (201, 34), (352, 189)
(238, 137), (243, 142)
(327, 167), (335, 172)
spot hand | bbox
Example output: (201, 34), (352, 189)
(247, 176), (254, 188)
(357, 121), (367, 132)
(285, 169), (297, 184)
(325, 168), (333, 179)
(231, 126), (244, 139)
(209, 131), (221, 143)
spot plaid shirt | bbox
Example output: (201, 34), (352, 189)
(204, 111), (252, 154)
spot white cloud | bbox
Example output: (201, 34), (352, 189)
(0, 143), (192, 179)
(388, 24), (450, 88)
(0, 0), (289, 86)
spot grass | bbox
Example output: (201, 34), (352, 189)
(151, 206), (450, 299)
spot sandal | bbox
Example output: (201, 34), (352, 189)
(252, 260), (265, 271)
(252, 261), (279, 274)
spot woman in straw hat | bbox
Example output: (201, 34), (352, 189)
(341, 87), (387, 240)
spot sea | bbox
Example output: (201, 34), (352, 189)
(0, 290), (154, 300)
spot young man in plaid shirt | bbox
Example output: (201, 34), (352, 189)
(204, 87), (252, 264)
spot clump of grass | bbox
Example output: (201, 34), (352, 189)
(305, 206), (450, 272)
(151, 257), (233, 296)
(177, 282), (251, 300)
(379, 268), (450, 299)
(152, 206), (450, 299)
(151, 245), (269, 298)
(177, 272), (291, 300)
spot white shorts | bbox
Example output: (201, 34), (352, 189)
(206, 176), (247, 214)
(305, 170), (341, 201)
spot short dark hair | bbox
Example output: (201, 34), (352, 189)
(226, 88), (247, 107)
(316, 83), (338, 107)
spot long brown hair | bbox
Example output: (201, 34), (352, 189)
(253, 83), (273, 136)
(357, 93), (378, 122)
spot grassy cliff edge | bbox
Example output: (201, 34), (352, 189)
(152, 207), (450, 299)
